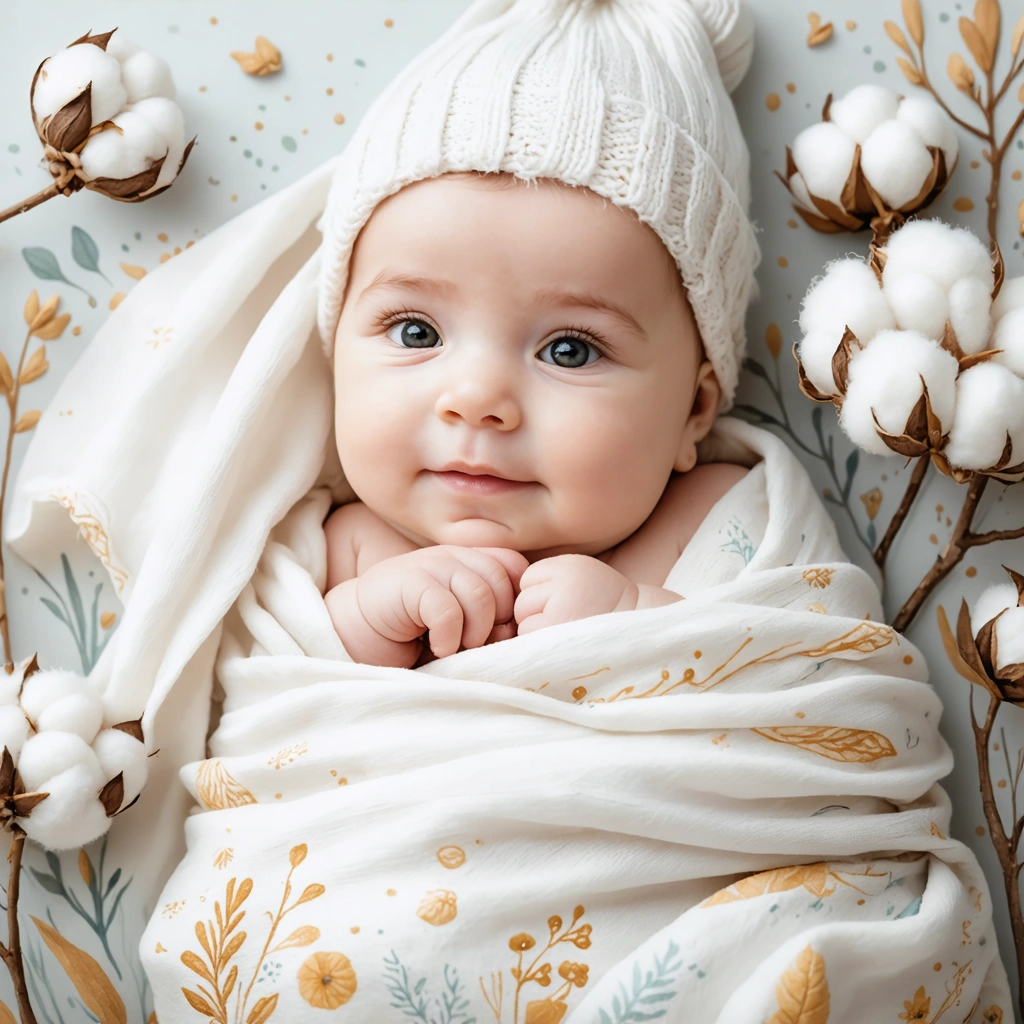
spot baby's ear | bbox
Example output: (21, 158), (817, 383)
(673, 361), (721, 473)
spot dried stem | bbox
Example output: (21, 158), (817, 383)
(0, 184), (61, 228)
(874, 456), (930, 571)
(0, 832), (38, 1024)
(970, 688), (1024, 1024)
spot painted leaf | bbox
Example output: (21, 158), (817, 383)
(271, 925), (320, 952)
(119, 262), (147, 280)
(294, 882), (325, 906)
(32, 916), (127, 1024)
(751, 726), (897, 763)
(0, 1000), (15, 1024)
(768, 945), (830, 1024)
(702, 863), (830, 907)
(14, 410), (42, 433)
(181, 988), (217, 1017)
(19, 346), (48, 385)
(71, 226), (102, 274)
(195, 759), (256, 809)
(22, 247), (69, 283)
(799, 622), (893, 658)
(23, 291), (39, 326)
(902, 0), (924, 45)
(0, 353), (13, 397)
(247, 993), (279, 1024)
(33, 313), (71, 340)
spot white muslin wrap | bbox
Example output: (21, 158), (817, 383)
(140, 418), (1011, 1023)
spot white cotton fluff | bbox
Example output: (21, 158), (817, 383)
(973, 583), (1018, 633)
(19, 766), (111, 851)
(787, 171), (815, 211)
(895, 94), (959, 171)
(0, 707), (30, 762)
(79, 109), (167, 182)
(839, 330), (959, 456)
(971, 584), (1024, 669)
(36, 693), (103, 745)
(20, 669), (94, 724)
(992, 308), (1024, 378)
(129, 97), (186, 188)
(120, 51), (176, 104)
(945, 362), (1024, 470)
(92, 728), (149, 805)
(105, 34), (141, 63)
(948, 277), (993, 355)
(884, 273), (949, 339)
(0, 674), (20, 707)
(32, 44), (127, 125)
(882, 220), (994, 294)
(828, 84), (901, 144)
(791, 121), (857, 204)
(17, 731), (103, 794)
(799, 259), (896, 340)
(992, 276), (1024, 322)
(861, 121), (936, 209)
(797, 332), (845, 395)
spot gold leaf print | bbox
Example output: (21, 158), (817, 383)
(751, 725), (897, 763)
(14, 410), (41, 433)
(195, 759), (257, 810)
(799, 621), (893, 659)
(269, 742), (308, 769)
(213, 847), (234, 869)
(930, 822), (948, 840)
(246, 994), (278, 1024)
(119, 262), (147, 280)
(525, 999), (568, 1023)
(801, 568), (834, 589)
(49, 488), (129, 594)
(768, 944), (829, 1024)
(297, 952), (357, 1009)
(417, 889), (458, 926)
(79, 849), (92, 886)
(0, 1003), (14, 1024)
(702, 863), (831, 907)
(33, 313), (71, 341)
(230, 36), (282, 76)
(898, 985), (930, 1021)
(437, 845), (466, 869)
(982, 1006), (1004, 1024)
(270, 925), (320, 952)
(19, 345), (49, 385)
(32, 916), (128, 1024)
(859, 488), (882, 520)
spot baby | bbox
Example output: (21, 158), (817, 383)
(322, 169), (748, 668)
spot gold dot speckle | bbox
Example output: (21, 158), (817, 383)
(970, 160), (980, 169)
(72, 325), (81, 336)
(284, 94), (292, 101)
(976, 826), (985, 836)
(157, 232), (168, 242)
(327, 87), (334, 95)
(857, 898), (865, 904)
(350, 926), (360, 933)
(572, 685), (587, 700)
(210, 16), (218, 25)
(275, 793), (282, 799)
(199, 85), (207, 92)
(255, 121), (264, 130)
(903, 655), (913, 665)
(231, 194), (238, 202)
(795, 712), (806, 719)
(777, 256), (788, 268)
(334, 113), (346, 124)
(694, 650), (702, 659)
(384, 18), (394, 27)
(933, 962), (942, 971)
(302, 128), (309, 135)
(787, 218), (798, 228)
(998, 779), (1007, 788)
(338, 777), (347, 786)
(995, 743), (1001, 751)
(845, 19), (856, 29)
(475, 839), (484, 845)
(1013, 170), (1022, 181)
(766, 93), (781, 111)
(966, 566), (978, 577)
(386, 888), (396, 896)
(785, 82), (796, 93)
(953, 196), (974, 211)
(327, 52), (334, 61)
(929, 533), (938, 544)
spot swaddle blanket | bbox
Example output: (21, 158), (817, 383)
(140, 416), (1011, 1023)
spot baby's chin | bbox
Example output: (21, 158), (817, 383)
(415, 519), (607, 559)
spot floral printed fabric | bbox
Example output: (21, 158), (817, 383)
(141, 418), (1011, 1022)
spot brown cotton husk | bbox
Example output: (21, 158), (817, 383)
(792, 342), (837, 403)
(870, 377), (947, 459)
(937, 600), (1003, 699)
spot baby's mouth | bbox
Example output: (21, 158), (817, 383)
(429, 463), (535, 496)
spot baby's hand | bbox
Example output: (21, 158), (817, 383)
(514, 554), (639, 635)
(325, 546), (529, 668)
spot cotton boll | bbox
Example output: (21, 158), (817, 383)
(36, 694), (103, 745)
(32, 44), (127, 125)
(79, 109), (167, 182)
(17, 731), (103, 794)
(945, 362), (1024, 470)
(992, 276), (1024, 322)
(791, 122), (857, 205)
(884, 273), (949, 339)
(839, 330), (959, 456)
(0, 707), (30, 763)
(19, 766), (110, 850)
(895, 94), (959, 171)
(992, 607), (1024, 668)
(948, 277), (993, 355)
(20, 669), (93, 724)
(828, 84), (900, 144)
(883, 221), (994, 293)
(788, 171), (814, 211)
(129, 97), (186, 188)
(992, 308), (1024, 377)
(0, 675), (20, 707)
(121, 51), (176, 103)
(105, 34), (141, 64)
(860, 121), (934, 209)
(973, 583), (1018, 635)
(799, 260), (895, 342)
(92, 728), (149, 805)
(796, 332), (845, 395)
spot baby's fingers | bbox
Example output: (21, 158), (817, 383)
(405, 571), (464, 659)
(446, 569), (497, 650)
(514, 582), (551, 632)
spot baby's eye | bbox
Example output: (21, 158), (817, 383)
(386, 319), (441, 349)
(538, 336), (601, 369)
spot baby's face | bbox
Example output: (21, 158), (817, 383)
(333, 172), (717, 559)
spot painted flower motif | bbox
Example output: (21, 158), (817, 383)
(525, 999), (568, 1024)
(509, 932), (536, 952)
(983, 1006), (1004, 1024)
(899, 985), (931, 1022)
(570, 923), (593, 949)
(557, 961), (589, 988)
(213, 848), (234, 869)
(416, 889), (458, 926)
(859, 488), (883, 520)
(436, 845), (466, 869)
(802, 568), (835, 589)
(297, 951), (357, 1009)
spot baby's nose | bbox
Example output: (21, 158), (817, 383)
(433, 366), (522, 430)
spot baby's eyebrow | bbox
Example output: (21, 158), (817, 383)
(356, 270), (647, 341)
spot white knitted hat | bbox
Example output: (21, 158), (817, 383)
(316, 0), (761, 408)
